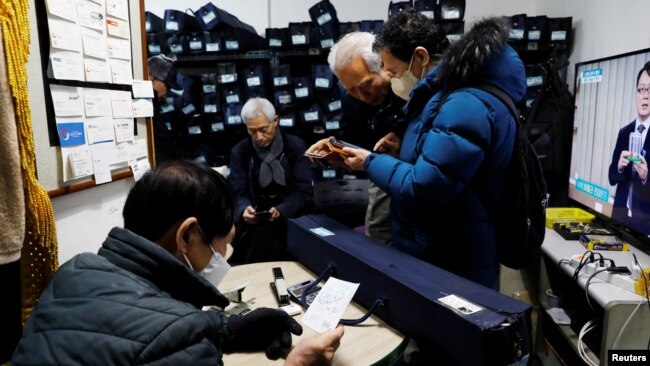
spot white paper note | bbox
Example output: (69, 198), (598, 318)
(131, 80), (154, 98)
(91, 141), (114, 184)
(111, 97), (133, 118)
(67, 145), (93, 178)
(48, 18), (82, 52)
(129, 158), (151, 181)
(109, 59), (132, 85)
(84, 93), (112, 116)
(86, 118), (115, 144)
(132, 98), (153, 117)
(51, 86), (84, 116)
(81, 29), (107, 59)
(46, 0), (79, 23)
(50, 50), (84, 81)
(77, 0), (105, 31)
(302, 277), (359, 333)
(106, 16), (130, 39)
(83, 58), (111, 83)
(107, 37), (131, 60)
(113, 119), (134, 142)
(106, 0), (129, 20)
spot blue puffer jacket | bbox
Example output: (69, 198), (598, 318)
(365, 18), (527, 288)
(12, 227), (231, 366)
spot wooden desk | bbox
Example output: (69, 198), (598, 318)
(219, 261), (406, 365)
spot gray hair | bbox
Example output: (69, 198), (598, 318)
(241, 97), (276, 124)
(327, 32), (382, 76)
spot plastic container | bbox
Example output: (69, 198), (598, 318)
(545, 207), (595, 228)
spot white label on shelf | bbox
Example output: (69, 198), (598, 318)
(278, 94), (292, 104)
(225, 40), (239, 50)
(148, 44), (161, 54)
(189, 41), (203, 50)
(304, 111), (319, 121)
(551, 31), (566, 41)
(169, 44), (183, 53)
(315, 78), (330, 88)
(527, 76), (543, 87)
(228, 115), (242, 124)
(292, 34), (306, 45)
(220, 74), (237, 84)
(202, 11), (216, 25)
(226, 94), (240, 104)
(188, 125), (202, 135)
(328, 100), (342, 112)
(322, 169), (335, 178)
(438, 294), (482, 315)
(446, 34), (461, 43)
(203, 85), (216, 93)
(421, 11), (434, 19)
(247, 76), (261, 87)
(145, 21), (151, 32)
(274, 76), (289, 86)
(325, 120), (340, 130)
(442, 8), (460, 20)
(204, 104), (217, 113)
(310, 227), (335, 236)
(527, 42), (539, 51)
(317, 12), (332, 25)
(509, 29), (525, 40)
(182, 103), (196, 115)
(161, 104), (174, 113)
(211, 122), (224, 131)
(320, 38), (334, 48)
(166, 21), (179, 31)
(269, 38), (282, 47)
(279, 118), (294, 127)
(206, 42), (220, 52)
(528, 30), (541, 41)
(295, 87), (309, 98)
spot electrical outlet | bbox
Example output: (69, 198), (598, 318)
(566, 254), (637, 294)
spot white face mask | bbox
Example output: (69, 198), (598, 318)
(390, 53), (427, 101)
(184, 229), (231, 288)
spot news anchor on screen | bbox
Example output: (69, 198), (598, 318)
(608, 61), (650, 236)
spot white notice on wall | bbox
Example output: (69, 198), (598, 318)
(109, 59), (132, 85)
(84, 94), (112, 117)
(50, 50), (84, 81)
(86, 118), (115, 144)
(77, 0), (105, 31)
(91, 141), (114, 184)
(46, 0), (79, 23)
(132, 98), (154, 117)
(106, 0), (129, 21)
(113, 119), (133, 143)
(129, 158), (151, 181)
(51, 86), (84, 117)
(106, 16), (130, 39)
(111, 97), (133, 118)
(131, 80), (154, 98)
(83, 58), (111, 83)
(302, 277), (359, 333)
(107, 37), (131, 60)
(67, 145), (93, 178)
(81, 29), (108, 59)
(48, 18), (82, 52)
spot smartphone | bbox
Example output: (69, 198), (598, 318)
(287, 279), (321, 307)
(304, 151), (327, 159)
(328, 136), (362, 150)
(254, 210), (271, 219)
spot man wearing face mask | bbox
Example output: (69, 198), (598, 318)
(12, 160), (343, 365)
(337, 12), (527, 290)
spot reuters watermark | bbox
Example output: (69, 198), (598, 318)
(608, 350), (649, 365)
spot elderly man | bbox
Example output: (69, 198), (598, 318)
(228, 98), (314, 263)
(323, 32), (406, 244)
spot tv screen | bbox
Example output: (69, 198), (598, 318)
(570, 48), (650, 239)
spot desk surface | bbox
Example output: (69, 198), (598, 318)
(219, 261), (406, 365)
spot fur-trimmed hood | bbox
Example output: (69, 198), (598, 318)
(435, 17), (526, 102)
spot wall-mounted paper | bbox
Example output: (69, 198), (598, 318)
(114, 119), (134, 142)
(81, 29), (108, 59)
(106, 0), (129, 21)
(132, 98), (153, 117)
(111, 97), (133, 118)
(86, 118), (115, 144)
(56, 122), (86, 147)
(83, 58), (110, 83)
(91, 141), (114, 184)
(48, 18), (82, 52)
(107, 37), (131, 60)
(109, 59), (132, 85)
(131, 80), (154, 98)
(129, 158), (151, 181)
(51, 86), (84, 116)
(106, 16), (130, 39)
(84, 93), (112, 116)
(50, 50), (84, 81)
(46, 0), (78, 23)
(77, 0), (105, 31)
(67, 145), (93, 178)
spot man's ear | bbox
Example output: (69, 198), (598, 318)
(273, 115), (279, 126)
(415, 46), (430, 67)
(175, 217), (199, 254)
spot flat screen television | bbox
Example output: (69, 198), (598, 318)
(570, 47), (650, 243)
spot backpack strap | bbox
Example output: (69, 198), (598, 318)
(472, 83), (520, 122)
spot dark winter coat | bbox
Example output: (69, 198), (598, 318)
(364, 18), (527, 287)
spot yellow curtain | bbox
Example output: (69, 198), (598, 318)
(0, 0), (58, 322)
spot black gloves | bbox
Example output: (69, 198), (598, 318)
(224, 307), (303, 359)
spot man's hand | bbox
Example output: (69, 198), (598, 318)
(284, 325), (345, 366)
(618, 150), (631, 172)
(634, 155), (648, 181)
(242, 206), (258, 224)
(306, 138), (333, 162)
(269, 207), (281, 221)
(341, 147), (370, 171)
(373, 132), (401, 157)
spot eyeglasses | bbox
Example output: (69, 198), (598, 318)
(636, 87), (650, 95)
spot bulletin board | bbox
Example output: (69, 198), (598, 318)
(31, 0), (154, 196)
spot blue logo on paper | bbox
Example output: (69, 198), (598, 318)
(56, 122), (86, 147)
(576, 178), (609, 202)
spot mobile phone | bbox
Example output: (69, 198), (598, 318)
(254, 210), (270, 217)
(304, 151), (327, 159)
(328, 136), (362, 150)
(287, 279), (321, 307)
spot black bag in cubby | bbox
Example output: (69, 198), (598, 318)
(359, 20), (384, 35)
(145, 11), (164, 33)
(204, 32), (222, 52)
(164, 9), (201, 33)
(548, 17), (571, 47)
(388, 1), (413, 18)
(507, 14), (527, 51)
(194, 2), (257, 37)
(266, 28), (289, 49)
(437, 0), (465, 21)
(525, 64), (545, 91)
(274, 88), (294, 107)
(338, 22), (360, 37)
(243, 64), (267, 89)
(201, 73), (219, 114)
(317, 88), (343, 115)
(309, 0), (338, 27)
(324, 113), (343, 133)
(221, 83), (243, 105)
(185, 118), (205, 137)
(314, 23), (337, 49)
(299, 103), (323, 124)
(146, 33), (167, 56)
(220, 27), (242, 52)
(526, 15), (549, 51)
(272, 64), (292, 88)
(292, 76), (312, 100)
(414, 0), (437, 20)
(224, 102), (243, 125)
(441, 20), (464, 43)
(311, 64), (334, 90)
(187, 32), (208, 53)
(165, 32), (186, 55)
(245, 86), (268, 100)
(277, 107), (297, 129)
(288, 22), (312, 48)
(202, 92), (220, 114)
(216, 62), (238, 84)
